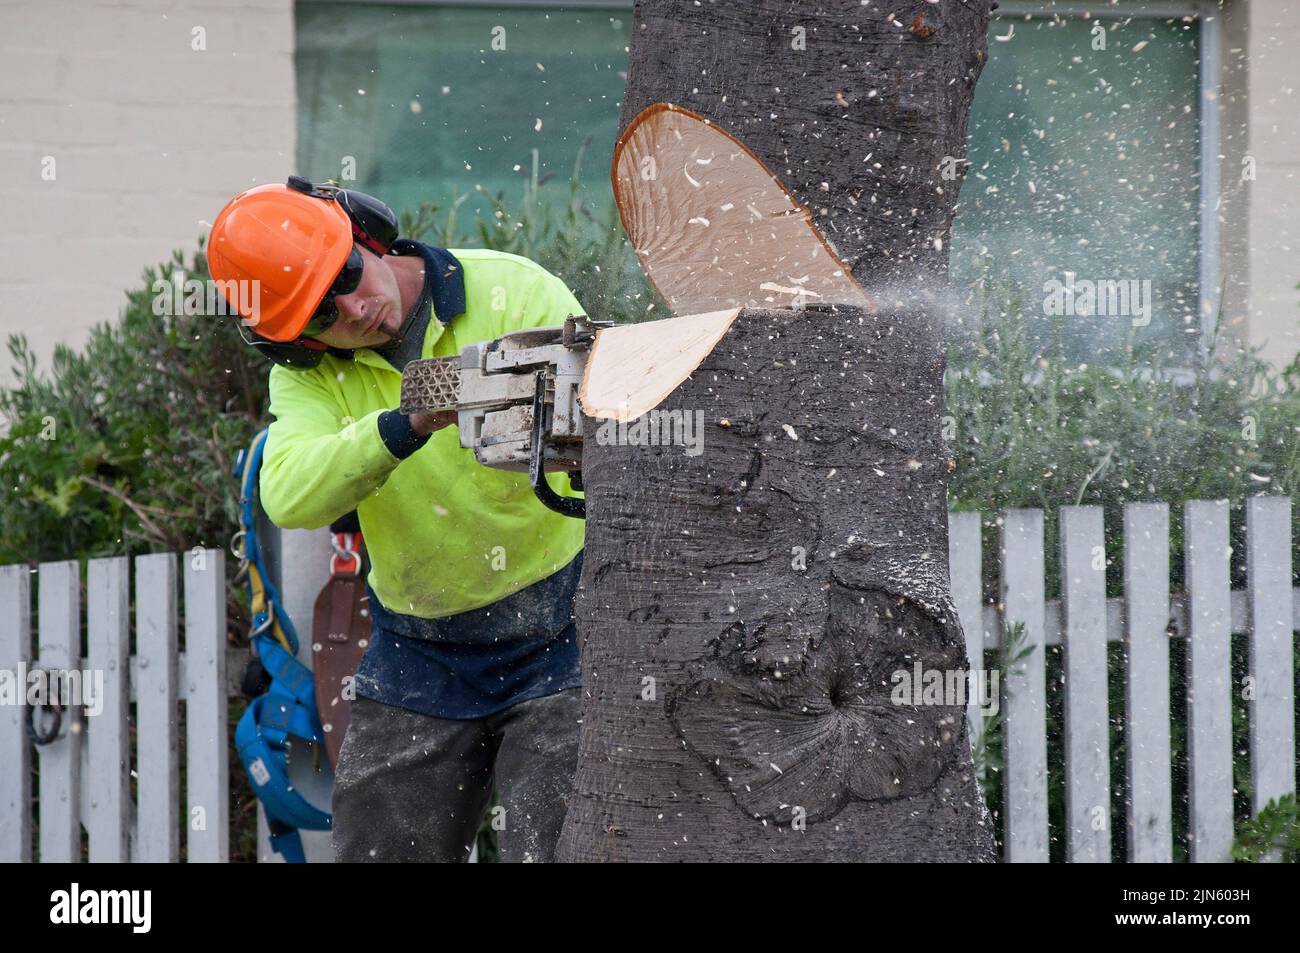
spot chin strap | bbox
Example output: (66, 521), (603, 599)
(237, 321), (331, 369)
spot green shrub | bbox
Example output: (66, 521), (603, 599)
(1233, 794), (1300, 862)
(0, 246), (269, 570)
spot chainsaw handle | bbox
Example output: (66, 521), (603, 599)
(529, 371), (584, 519)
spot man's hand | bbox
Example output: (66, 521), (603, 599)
(408, 410), (457, 437)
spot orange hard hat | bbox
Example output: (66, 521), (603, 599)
(208, 181), (355, 343)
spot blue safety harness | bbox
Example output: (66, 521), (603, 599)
(232, 429), (331, 862)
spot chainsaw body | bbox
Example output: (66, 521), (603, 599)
(399, 315), (611, 517)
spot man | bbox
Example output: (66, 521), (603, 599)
(208, 176), (586, 862)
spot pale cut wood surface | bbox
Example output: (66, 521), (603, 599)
(580, 307), (741, 421)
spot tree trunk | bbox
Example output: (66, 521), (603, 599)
(558, 0), (997, 862)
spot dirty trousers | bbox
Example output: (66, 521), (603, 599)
(332, 689), (581, 862)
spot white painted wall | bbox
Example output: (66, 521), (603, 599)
(1244, 0), (1300, 368)
(0, 0), (296, 386)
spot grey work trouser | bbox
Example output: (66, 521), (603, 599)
(331, 689), (581, 863)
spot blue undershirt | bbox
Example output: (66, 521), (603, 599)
(353, 553), (582, 720)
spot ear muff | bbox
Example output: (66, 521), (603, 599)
(337, 189), (399, 257)
(283, 174), (399, 257)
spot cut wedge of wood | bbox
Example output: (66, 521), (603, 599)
(580, 308), (742, 421)
(612, 102), (874, 315)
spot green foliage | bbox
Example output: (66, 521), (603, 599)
(971, 622), (1032, 834)
(972, 621), (1033, 781)
(396, 137), (661, 326)
(1232, 794), (1300, 862)
(948, 286), (1300, 516)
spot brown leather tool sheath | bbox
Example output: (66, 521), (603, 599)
(313, 554), (370, 769)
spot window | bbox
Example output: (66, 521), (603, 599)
(951, 9), (1204, 361)
(296, 2), (629, 220)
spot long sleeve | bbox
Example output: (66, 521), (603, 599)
(497, 265), (587, 338)
(259, 364), (405, 530)
(530, 270), (585, 327)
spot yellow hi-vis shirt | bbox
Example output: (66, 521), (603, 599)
(259, 247), (585, 619)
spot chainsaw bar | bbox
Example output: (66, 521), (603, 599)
(399, 355), (461, 414)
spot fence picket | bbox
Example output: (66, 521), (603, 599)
(999, 509), (1049, 862)
(1059, 506), (1112, 863)
(86, 557), (130, 862)
(36, 560), (81, 862)
(948, 511), (986, 767)
(1184, 500), (1234, 862)
(1246, 497), (1296, 822)
(136, 553), (179, 862)
(1123, 503), (1173, 863)
(184, 549), (228, 863)
(0, 565), (33, 862)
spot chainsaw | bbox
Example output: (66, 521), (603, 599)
(399, 314), (612, 519)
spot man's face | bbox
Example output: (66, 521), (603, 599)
(308, 246), (404, 349)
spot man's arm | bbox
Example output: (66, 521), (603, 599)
(259, 365), (444, 530)
(261, 264), (582, 529)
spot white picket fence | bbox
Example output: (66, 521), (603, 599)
(953, 497), (1296, 863)
(0, 551), (230, 862)
(1, 499), (1296, 862)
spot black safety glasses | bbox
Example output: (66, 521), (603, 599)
(302, 245), (365, 337)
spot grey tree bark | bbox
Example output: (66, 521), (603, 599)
(557, 0), (998, 862)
